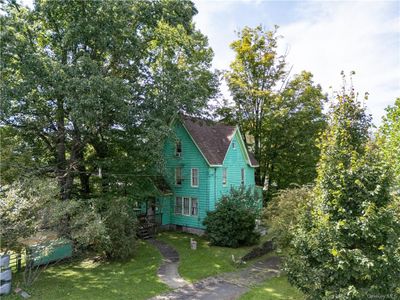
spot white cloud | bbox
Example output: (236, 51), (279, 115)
(194, 0), (400, 125)
(279, 1), (400, 125)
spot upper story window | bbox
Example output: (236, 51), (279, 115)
(232, 141), (236, 149)
(175, 140), (182, 157)
(175, 167), (183, 185)
(191, 168), (199, 187)
(222, 168), (227, 186)
(241, 168), (245, 185)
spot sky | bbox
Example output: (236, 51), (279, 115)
(193, 0), (400, 126)
(19, 0), (399, 126)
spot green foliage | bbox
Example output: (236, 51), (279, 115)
(377, 98), (400, 189)
(203, 186), (261, 248)
(45, 197), (138, 260)
(101, 197), (138, 260)
(286, 78), (400, 299)
(0, 0), (216, 200)
(223, 26), (326, 196)
(263, 186), (314, 252)
(0, 178), (58, 253)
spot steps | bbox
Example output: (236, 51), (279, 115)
(138, 226), (153, 239)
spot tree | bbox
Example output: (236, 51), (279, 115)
(378, 98), (400, 189)
(286, 76), (400, 299)
(0, 0), (217, 200)
(223, 26), (326, 196)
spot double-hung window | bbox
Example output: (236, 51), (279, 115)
(191, 168), (199, 187)
(222, 168), (227, 186)
(175, 167), (182, 185)
(174, 197), (198, 216)
(183, 197), (190, 216)
(191, 198), (198, 216)
(175, 197), (182, 215)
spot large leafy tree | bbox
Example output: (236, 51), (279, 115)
(223, 26), (326, 195)
(286, 78), (400, 299)
(0, 0), (217, 199)
(378, 98), (400, 189)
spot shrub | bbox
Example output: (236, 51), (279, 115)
(102, 197), (138, 260)
(0, 178), (57, 253)
(203, 186), (261, 248)
(263, 185), (314, 251)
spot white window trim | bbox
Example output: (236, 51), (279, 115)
(191, 168), (199, 187)
(183, 197), (190, 216)
(175, 196), (199, 216)
(191, 198), (198, 216)
(222, 167), (227, 186)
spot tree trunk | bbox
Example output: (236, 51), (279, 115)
(56, 98), (69, 200)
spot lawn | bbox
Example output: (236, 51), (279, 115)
(240, 276), (305, 300)
(157, 231), (258, 282)
(6, 240), (169, 300)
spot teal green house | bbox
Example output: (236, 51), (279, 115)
(149, 115), (260, 235)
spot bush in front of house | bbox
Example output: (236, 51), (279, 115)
(203, 186), (261, 248)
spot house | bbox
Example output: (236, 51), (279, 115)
(141, 115), (261, 236)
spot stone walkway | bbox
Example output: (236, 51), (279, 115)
(147, 239), (190, 289)
(148, 238), (281, 300)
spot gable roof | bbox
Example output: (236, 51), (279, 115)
(180, 115), (259, 167)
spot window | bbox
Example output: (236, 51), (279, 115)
(183, 197), (190, 216)
(222, 168), (227, 186)
(191, 198), (198, 216)
(175, 197), (198, 216)
(241, 168), (245, 185)
(191, 168), (199, 187)
(175, 197), (182, 215)
(175, 167), (182, 185)
(232, 141), (236, 149)
(175, 140), (182, 157)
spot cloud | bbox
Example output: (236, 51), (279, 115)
(279, 1), (400, 125)
(194, 0), (400, 125)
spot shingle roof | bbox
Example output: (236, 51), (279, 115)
(181, 115), (258, 166)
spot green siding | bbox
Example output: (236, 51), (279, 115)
(162, 122), (210, 229)
(158, 122), (258, 230)
(211, 133), (256, 209)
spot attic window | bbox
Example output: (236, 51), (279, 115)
(176, 140), (182, 157)
(232, 142), (236, 149)
(222, 168), (227, 186)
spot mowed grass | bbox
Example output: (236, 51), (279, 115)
(6, 240), (169, 300)
(240, 276), (305, 300)
(157, 231), (255, 282)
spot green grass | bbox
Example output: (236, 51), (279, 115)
(157, 231), (256, 282)
(6, 241), (169, 300)
(240, 276), (305, 300)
